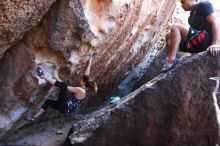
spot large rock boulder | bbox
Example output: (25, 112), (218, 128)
(68, 52), (220, 146)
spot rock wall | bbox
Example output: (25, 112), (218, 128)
(69, 52), (220, 146)
(0, 44), (37, 137)
(0, 0), (56, 59)
(0, 0), (176, 138)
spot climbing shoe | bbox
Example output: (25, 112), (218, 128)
(36, 67), (44, 77)
(25, 116), (37, 124)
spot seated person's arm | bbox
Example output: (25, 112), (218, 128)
(206, 13), (220, 56)
(206, 13), (219, 45)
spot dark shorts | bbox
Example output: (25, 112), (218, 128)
(179, 27), (211, 53)
(41, 81), (80, 114)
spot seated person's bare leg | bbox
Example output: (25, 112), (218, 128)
(162, 23), (189, 72)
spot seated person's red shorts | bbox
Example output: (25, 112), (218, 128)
(179, 27), (211, 53)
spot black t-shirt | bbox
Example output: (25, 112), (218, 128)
(188, 1), (214, 38)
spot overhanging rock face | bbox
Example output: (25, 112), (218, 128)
(0, 0), (175, 138)
(69, 52), (220, 146)
(0, 0), (56, 59)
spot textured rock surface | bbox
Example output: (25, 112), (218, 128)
(0, 0), (176, 138)
(0, 44), (37, 137)
(0, 0), (56, 59)
(69, 52), (220, 146)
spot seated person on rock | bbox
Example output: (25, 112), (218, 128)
(161, 0), (220, 73)
(25, 53), (98, 123)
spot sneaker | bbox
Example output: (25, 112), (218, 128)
(25, 116), (37, 124)
(36, 67), (44, 77)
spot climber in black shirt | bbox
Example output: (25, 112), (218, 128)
(161, 0), (220, 73)
(25, 53), (98, 123)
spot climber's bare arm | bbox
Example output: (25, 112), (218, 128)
(84, 53), (97, 76)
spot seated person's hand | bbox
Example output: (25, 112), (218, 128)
(207, 44), (220, 56)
